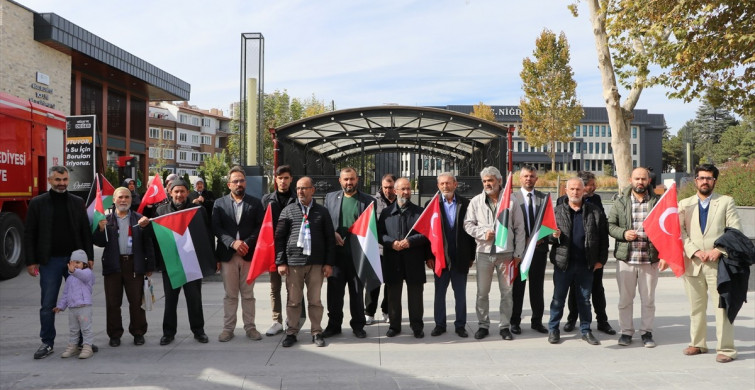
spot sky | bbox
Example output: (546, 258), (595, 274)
(18, 0), (701, 133)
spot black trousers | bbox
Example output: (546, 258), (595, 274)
(511, 248), (548, 326)
(326, 265), (366, 331)
(162, 276), (204, 337)
(365, 283), (388, 316)
(385, 281), (424, 333)
(104, 255), (147, 339)
(566, 266), (608, 324)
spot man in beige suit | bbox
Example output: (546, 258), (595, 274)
(678, 164), (741, 363)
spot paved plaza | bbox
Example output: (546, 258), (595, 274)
(1, 247), (753, 390)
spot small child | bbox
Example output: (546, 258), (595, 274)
(53, 249), (95, 359)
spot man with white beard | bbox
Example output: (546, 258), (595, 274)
(93, 187), (155, 347)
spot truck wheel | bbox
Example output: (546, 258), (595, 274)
(0, 212), (25, 279)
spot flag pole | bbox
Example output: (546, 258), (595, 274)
(404, 191), (440, 240)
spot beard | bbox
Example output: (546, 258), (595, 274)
(343, 185), (356, 194)
(232, 187), (245, 196)
(397, 196), (409, 207)
(483, 187), (498, 196)
(115, 204), (130, 213)
(633, 185), (646, 194)
(568, 196), (582, 204)
(697, 185), (713, 196)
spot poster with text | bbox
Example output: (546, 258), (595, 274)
(65, 115), (96, 200)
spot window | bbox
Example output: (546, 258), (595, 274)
(202, 118), (212, 127)
(601, 142), (606, 154)
(575, 126), (579, 136)
(633, 160), (637, 168)
(163, 149), (174, 159)
(192, 117), (200, 126)
(517, 142), (522, 152)
(201, 135), (211, 145)
(632, 126), (638, 139)
(569, 142), (574, 153)
(178, 151), (187, 161)
(178, 114), (189, 124)
(608, 126), (612, 137)
(576, 142), (581, 153)
(163, 129), (174, 140)
(179, 132), (188, 142)
(192, 152), (201, 162)
(149, 147), (159, 158)
(589, 142), (593, 154)
(584, 160), (590, 170)
(633, 144), (637, 155)
(149, 127), (160, 139)
(601, 126), (606, 137)
(608, 143), (613, 153)
(582, 125), (587, 136)
(191, 134), (200, 144)
(557, 142), (561, 153)
(589, 125), (594, 137)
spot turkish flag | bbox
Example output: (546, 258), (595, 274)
(247, 205), (276, 284)
(412, 193), (445, 277)
(643, 182), (685, 277)
(137, 174), (167, 214)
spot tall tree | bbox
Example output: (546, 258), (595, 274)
(692, 101), (738, 163)
(606, 0), (754, 116)
(519, 29), (584, 172)
(470, 102), (496, 122)
(715, 116), (755, 164)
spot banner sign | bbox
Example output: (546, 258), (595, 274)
(65, 115), (96, 199)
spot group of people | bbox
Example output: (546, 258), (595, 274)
(25, 163), (743, 364)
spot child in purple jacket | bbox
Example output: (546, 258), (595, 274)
(53, 249), (95, 359)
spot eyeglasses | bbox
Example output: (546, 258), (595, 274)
(695, 176), (716, 182)
(296, 186), (313, 191)
(229, 179), (246, 184)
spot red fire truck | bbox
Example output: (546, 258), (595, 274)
(0, 91), (66, 279)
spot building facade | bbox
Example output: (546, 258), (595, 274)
(0, 0), (190, 185)
(147, 102), (231, 177)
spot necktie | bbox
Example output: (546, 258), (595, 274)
(528, 193), (536, 233)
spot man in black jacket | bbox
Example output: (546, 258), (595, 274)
(189, 178), (215, 218)
(378, 177), (429, 338)
(93, 186), (155, 347)
(275, 176), (335, 347)
(212, 166), (264, 342)
(261, 165), (297, 336)
(322, 167), (375, 339)
(428, 173), (476, 338)
(547, 178), (608, 346)
(25, 166), (94, 359)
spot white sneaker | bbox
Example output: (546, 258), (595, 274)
(381, 312), (389, 322)
(265, 322), (283, 336)
(365, 315), (375, 325)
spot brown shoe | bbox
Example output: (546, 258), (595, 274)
(683, 346), (703, 356)
(716, 354), (734, 363)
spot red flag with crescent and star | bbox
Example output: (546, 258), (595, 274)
(411, 192), (445, 277)
(137, 174), (167, 214)
(643, 182), (685, 277)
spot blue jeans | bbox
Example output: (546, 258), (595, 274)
(434, 268), (467, 329)
(39, 256), (70, 346)
(548, 259), (594, 334)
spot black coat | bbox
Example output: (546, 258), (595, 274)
(261, 188), (296, 228)
(92, 210), (155, 275)
(715, 228), (755, 324)
(426, 193), (476, 274)
(549, 201), (608, 271)
(212, 194), (264, 262)
(24, 190), (93, 265)
(324, 190), (376, 269)
(154, 201), (215, 276)
(275, 200), (335, 267)
(188, 189), (216, 218)
(378, 202), (429, 284)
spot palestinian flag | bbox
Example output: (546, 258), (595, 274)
(86, 173), (115, 225)
(348, 202), (383, 285)
(246, 205), (277, 284)
(151, 207), (214, 289)
(494, 172), (514, 252)
(520, 193), (556, 281)
(91, 176), (106, 233)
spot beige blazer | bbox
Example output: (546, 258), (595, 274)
(678, 192), (741, 276)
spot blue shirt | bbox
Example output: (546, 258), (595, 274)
(442, 194), (457, 227)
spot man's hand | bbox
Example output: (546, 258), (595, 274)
(593, 262), (603, 271)
(694, 250), (709, 262)
(484, 230), (495, 241)
(232, 240), (249, 256)
(137, 216), (150, 228)
(707, 248), (723, 261)
(88, 260), (94, 271)
(192, 195), (204, 204)
(98, 219), (107, 231)
(335, 232), (345, 246)
(553, 229), (561, 239)
(392, 241), (404, 251)
(278, 264), (288, 276)
(27, 264), (39, 277)
(624, 230), (638, 241)
(658, 259), (669, 271)
(323, 265), (333, 278)
(425, 259), (435, 270)
(513, 257), (521, 266)
(53, 307), (61, 313)
(216, 262), (222, 273)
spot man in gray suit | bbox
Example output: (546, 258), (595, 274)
(510, 166), (549, 335)
(212, 166), (264, 342)
(322, 167), (375, 339)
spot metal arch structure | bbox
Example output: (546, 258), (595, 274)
(273, 106), (511, 180)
